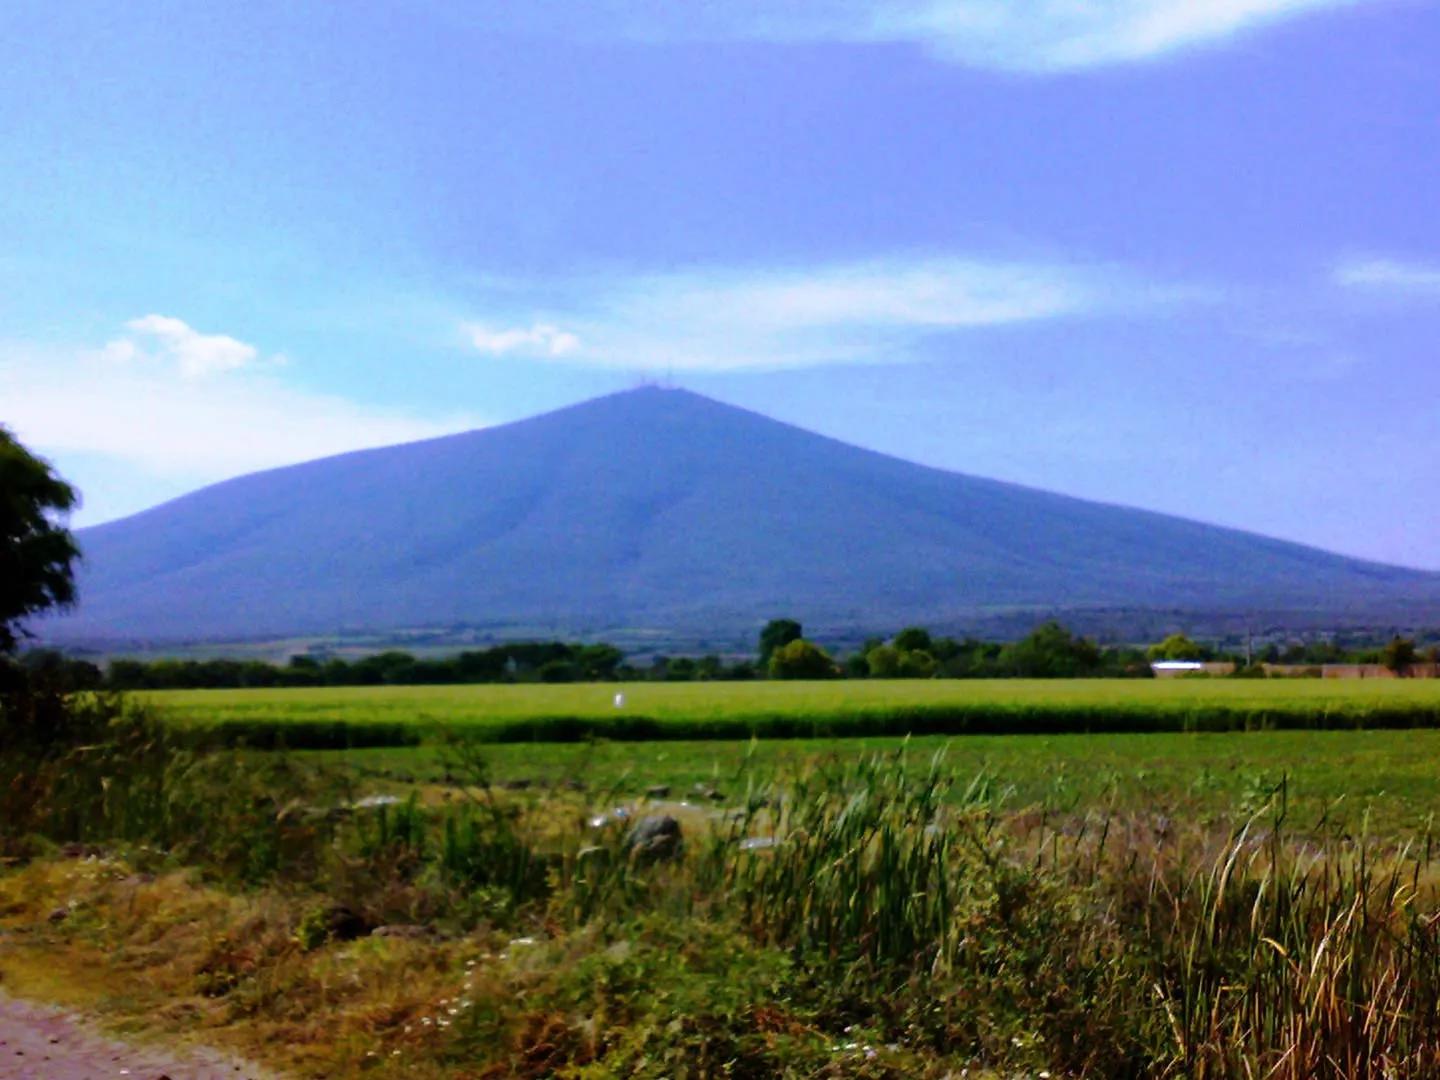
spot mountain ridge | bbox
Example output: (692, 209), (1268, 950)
(44, 387), (1440, 644)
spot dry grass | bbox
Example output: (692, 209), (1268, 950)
(0, 857), (503, 1078)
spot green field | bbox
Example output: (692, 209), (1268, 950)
(142, 679), (1440, 832)
(147, 676), (1440, 743)
(309, 729), (1438, 834)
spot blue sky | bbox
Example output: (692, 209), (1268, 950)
(2, 0), (1438, 568)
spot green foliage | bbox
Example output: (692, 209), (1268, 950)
(0, 426), (80, 653)
(867, 640), (937, 679)
(757, 617), (803, 666)
(892, 626), (933, 653)
(102, 639), (632, 690)
(897, 648), (937, 678)
(1384, 636), (1420, 675)
(997, 620), (1104, 677)
(1148, 632), (1207, 661)
(767, 638), (838, 680)
(866, 643), (901, 678)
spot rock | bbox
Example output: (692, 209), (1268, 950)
(626, 815), (683, 861)
(644, 785), (671, 798)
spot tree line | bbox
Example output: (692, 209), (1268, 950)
(763, 619), (1155, 680)
(15, 619), (1142, 690)
(17, 618), (1436, 692)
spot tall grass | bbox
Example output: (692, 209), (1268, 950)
(9, 681), (1440, 1076)
(551, 749), (1440, 1076)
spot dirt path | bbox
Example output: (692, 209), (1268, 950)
(0, 991), (274, 1080)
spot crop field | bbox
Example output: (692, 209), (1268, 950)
(145, 676), (1440, 747)
(141, 679), (1440, 832)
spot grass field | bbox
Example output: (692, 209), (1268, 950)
(316, 729), (1440, 835)
(138, 679), (1440, 833)
(146, 676), (1440, 747)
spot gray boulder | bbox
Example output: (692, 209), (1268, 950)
(626, 815), (683, 861)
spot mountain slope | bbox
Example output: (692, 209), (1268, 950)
(49, 387), (1440, 642)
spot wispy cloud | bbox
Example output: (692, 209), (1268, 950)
(462, 255), (1172, 371)
(1, 323), (475, 518)
(466, 322), (581, 357)
(860, 0), (1369, 71)
(1334, 256), (1440, 297)
(476, 0), (1370, 72)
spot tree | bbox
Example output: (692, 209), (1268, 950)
(897, 648), (937, 678)
(866, 644), (902, 678)
(1147, 633), (1206, 662)
(1382, 636), (1419, 677)
(758, 618), (803, 666)
(1, 426), (80, 653)
(893, 627), (933, 654)
(768, 639), (838, 680)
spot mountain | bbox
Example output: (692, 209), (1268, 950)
(46, 387), (1440, 645)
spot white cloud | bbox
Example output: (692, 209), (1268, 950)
(0, 325), (476, 521)
(479, 0), (1370, 72)
(862, 0), (1368, 71)
(466, 322), (581, 357)
(115, 314), (263, 379)
(463, 255), (1162, 371)
(1334, 257), (1440, 296)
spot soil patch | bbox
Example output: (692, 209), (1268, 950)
(0, 990), (276, 1080)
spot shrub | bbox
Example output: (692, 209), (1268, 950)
(767, 639), (839, 680)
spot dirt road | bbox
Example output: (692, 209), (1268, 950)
(0, 991), (273, 1080)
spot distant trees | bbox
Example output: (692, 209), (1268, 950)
(768, 639), (838, 680)
(845, 621), (1152, 679)
(1, 426), (80, 654)
(758, 619), (803, 667)
(96, 639), (769, 690)
(892, 627), (933, 654)
(1147, 633), (1207, 662)
(996, 621), (1104, 678)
